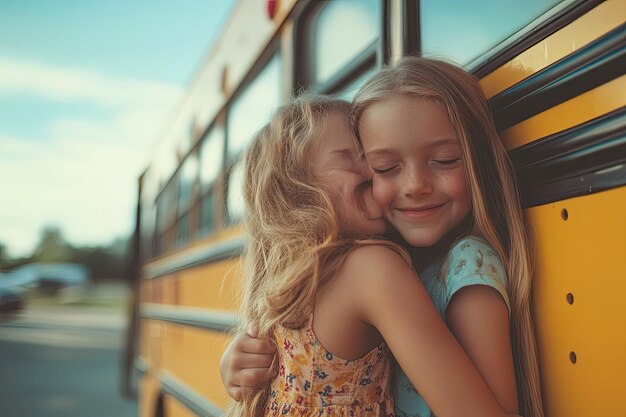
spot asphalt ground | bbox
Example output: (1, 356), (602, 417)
(0, 305), (138, 417)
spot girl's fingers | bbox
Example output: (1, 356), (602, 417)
(228, 383), (267, 402)
(228, 386), (243, 402)
(231, 352), (275, 370)
(236, 367), (273, 387)
(238, 335), (276, 355)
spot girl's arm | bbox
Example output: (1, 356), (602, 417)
(344, 245), (516, 417)
(220, 324), (276, 401)
(446, 287), (518, 412)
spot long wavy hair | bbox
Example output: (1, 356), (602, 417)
(224, 95), (407, 417)
(351, 56), (544, 417)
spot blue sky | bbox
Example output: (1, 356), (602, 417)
(0, 0), (235, 257)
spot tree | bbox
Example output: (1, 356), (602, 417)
(33, 226), (72, 262)
(0, 241), (6, 268)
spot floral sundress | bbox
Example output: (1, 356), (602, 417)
(265, 316), (395, 417)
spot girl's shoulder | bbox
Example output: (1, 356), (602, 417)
(441, 235), (510, 311)
(346, 239), (412, 269)
(335, 239), (413, 287)
(447, 235), (501, 263)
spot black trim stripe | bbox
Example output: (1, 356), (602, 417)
(144, 236), (244, 279)
(380, 0), (392, 66)
(292, 0), (322, 92)
(512, 106), (626, 208)
(491, 22), (626, 131)
(472, 0), (603, 78)
(142, 305), (239, 332)
(402, 0), (420, 57)
(160, 371), (222, 417)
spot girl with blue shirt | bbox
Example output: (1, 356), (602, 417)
(221, 57), (544, 417)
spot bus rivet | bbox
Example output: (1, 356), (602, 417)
(561, 209), (569, 221)
(566, 293), (574, 305)
(569, 351), (577, 364)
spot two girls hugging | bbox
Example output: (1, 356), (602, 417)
(220, 57), (544, 417)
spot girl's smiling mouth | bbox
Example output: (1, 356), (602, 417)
(396, 203), (447, 219)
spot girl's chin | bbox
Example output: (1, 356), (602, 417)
(402, 233), (440, 248)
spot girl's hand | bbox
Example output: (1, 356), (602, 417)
(220, 322), (277, 401)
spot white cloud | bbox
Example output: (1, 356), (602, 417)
(0, 57), (186, 258)
(0, 56), (183, 108)
(0, 127), (139, 257)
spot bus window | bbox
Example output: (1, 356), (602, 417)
(337, 67), (376, 101)
(198, 125), (225, 236)
(176, 213), (189, 248)
(225, 52), (282, 224)
(420, 0), (562, 66)
(138, 169), (158, 260)
(226, 160), (245, 224)
(311, 0), (380, 86)
(226, 54), (282, 160)
(200, 192), (216, 237)
(155, 179), (178, 254)
(176, 153), (198, 247)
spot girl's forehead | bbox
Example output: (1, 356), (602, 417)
(360, 96), (457, 145)
(311, 113), (357, 155)
(357, 95), (427, 132)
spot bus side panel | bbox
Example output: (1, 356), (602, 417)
(529, 186), (626, 417)
(141, 258), (243, 310)
(180, 259), (243, 311)
(166, 396), (196, 417)
(161, 324), (234, 409)
(139, 374), (161, 417)
(139, 319), (165, 417)
(138, 256), (243, 414)
(500, 74), (626, 150)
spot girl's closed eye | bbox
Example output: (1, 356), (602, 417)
(433, 158), (461, 165)
(371, 165), (398, 174)
(432, 154), (462, 167)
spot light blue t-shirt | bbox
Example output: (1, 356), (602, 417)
(394, 236), (510, 417)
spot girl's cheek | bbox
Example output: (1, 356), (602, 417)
(372, 179), (394, 208)
(360, 185), (384, 220)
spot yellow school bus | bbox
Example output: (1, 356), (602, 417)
(125, 1), (626, 416)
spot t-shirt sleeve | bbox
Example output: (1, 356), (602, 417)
(442, 237), (511, 314)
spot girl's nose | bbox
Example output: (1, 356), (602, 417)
(404, 169), (432, 197)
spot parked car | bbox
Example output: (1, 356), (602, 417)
(2, 263), (90, 295)
(0, 275), (25, 314)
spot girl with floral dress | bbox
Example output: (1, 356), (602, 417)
(223, 56), (546, 417)
(222, 93), (524, 417)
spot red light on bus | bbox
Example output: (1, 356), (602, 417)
(267, 0), (277, 19)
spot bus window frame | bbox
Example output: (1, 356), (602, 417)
(468, 0), (602, 77)
(405, 0), (601, 77)
(293, 0), (391, 95)
(152, 117), (224, 252)
(196, 116), (227, 238)
(174, 147), (199, 248)
(154, 173), (180, 255)
(223, 46), (283, 226)
(197, 184), (218, 238)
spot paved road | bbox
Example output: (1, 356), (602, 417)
(0, 306), (138, 417)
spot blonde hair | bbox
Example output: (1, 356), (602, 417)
(351, 56), (544, 417)
(224, 94), (407, 417)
